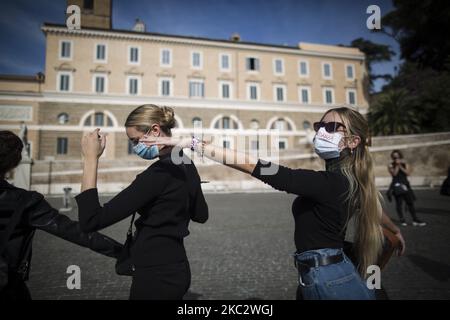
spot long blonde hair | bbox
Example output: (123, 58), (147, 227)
(125, 104), (176, 135)
(322, 107), (383, 277)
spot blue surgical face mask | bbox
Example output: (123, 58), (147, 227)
(133, 142), (159, 160)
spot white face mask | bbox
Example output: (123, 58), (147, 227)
(313, 127), (344, 160)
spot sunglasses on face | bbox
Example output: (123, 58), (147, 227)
(313, 121), (346, 133)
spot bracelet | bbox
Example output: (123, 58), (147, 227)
(190, 136), (200, 151)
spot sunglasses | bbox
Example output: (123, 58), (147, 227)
(313, 121), (346, 133)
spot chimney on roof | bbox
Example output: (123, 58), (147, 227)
(230, 33), (241, 42)
(133, 18), (146, 32)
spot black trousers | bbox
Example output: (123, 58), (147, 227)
(129, 260), (191, 300)
(394, 192), (418, 221)
(0, 274), (32, 301)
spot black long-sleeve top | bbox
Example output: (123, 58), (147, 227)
(251, 159), (350, 253)
(75, 150), (208, 267)
(0, 180), (123, 278)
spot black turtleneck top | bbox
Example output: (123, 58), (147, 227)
(251, 158), (350, 253)
(75, 150), (208, 266)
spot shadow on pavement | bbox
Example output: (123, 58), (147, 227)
(415, 207), (450, 217)
(184, 291), (203, 300)
(407, 254), (450, 282)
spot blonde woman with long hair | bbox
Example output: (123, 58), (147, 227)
(142, 107), (383, 300)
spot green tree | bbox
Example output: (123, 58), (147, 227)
(349, 38), (395, 91)
(382, 0), (450, 71)
(369, 89), (421, 135)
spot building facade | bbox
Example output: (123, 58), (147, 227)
(0, 0), (369, 164)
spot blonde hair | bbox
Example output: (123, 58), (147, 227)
(125, 104), (176, 136)
(322, 107), (383, 277)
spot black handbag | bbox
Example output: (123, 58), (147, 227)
(115, 212), (136, 276)
(393, 182), (408, 196)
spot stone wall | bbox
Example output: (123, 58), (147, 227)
(25, 132), (450, 194)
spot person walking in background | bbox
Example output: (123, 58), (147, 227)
(0, 131), (123, 301)
(75, 104), (208, 300)
(387, 150), (426, 227)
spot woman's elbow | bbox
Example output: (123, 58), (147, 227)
(191, 207), (209, 224)
(78, 213), (100, 233)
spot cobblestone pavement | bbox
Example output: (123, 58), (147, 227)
(27, 189), (450, 300)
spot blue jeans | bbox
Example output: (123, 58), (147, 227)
(294, 248), (375, 300)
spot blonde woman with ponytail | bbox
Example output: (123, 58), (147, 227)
(142, 106), (383, 300)
(76, 104), (208, 300)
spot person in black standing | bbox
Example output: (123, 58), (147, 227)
(0, 130), (123, 300)
(75, 104), (208, 300)
(388, 150), (426, 227)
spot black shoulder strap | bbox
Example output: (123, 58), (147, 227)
(127, 212), (136, 237)
(0, 192), (29, 256)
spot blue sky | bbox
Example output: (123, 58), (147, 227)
(0, 0), (400, 92)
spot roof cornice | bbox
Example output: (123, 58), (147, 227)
(41, 24), (365, 61)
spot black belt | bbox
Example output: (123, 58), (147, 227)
(295, 253), (344, 271)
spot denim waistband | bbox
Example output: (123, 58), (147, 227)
(293, 248), (344, 262)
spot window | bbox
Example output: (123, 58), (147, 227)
(303, 121), (311, 130)
(127, 77), (140, 95)
(219, 81), (232, 99)
(58, 72), (71, 92)
(323, 87), (335, 104)
(83, 112), (114, 127)
(94, 112), (104, 126)
(299, 86), (311, 104)
(60, 41), (72, 59)
(189, 80), (204, 98)
(95, 44), (106, 62)
(159, 78), (172, 96)
(274, 85), (286, 102)
(84, 0), (94, 10)
(278, 139), (287, 150)
(192, 117), (202, 128)
(271, 118), (292, 131)
(57, 113), (69, 124)
(299, 60), (309, 77)
(346, 64), (355, 80)
(274, 119), (285, 131)
(246, 57), (260, 71)
(274, 58), (284, 75)
(322, 62), (333, 79)
(247, 83), (260, 101)
(220, 53), (231, 72)
(161, 49), (172, 67)
(213, 116), (239, 130)
(250, 119), (259, 130)
(57, 138), (68, 155)
(222, 117), (230, 129)
(222, 140), (231, 148)
(94, 75), (106, 93)
(191, 51), (202, 69)
(129, 46), (140, 64)
(346, 89), (357, 105)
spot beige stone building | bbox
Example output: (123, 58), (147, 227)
(0, 0), (369, 161)
(0, 0), (382, 193)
